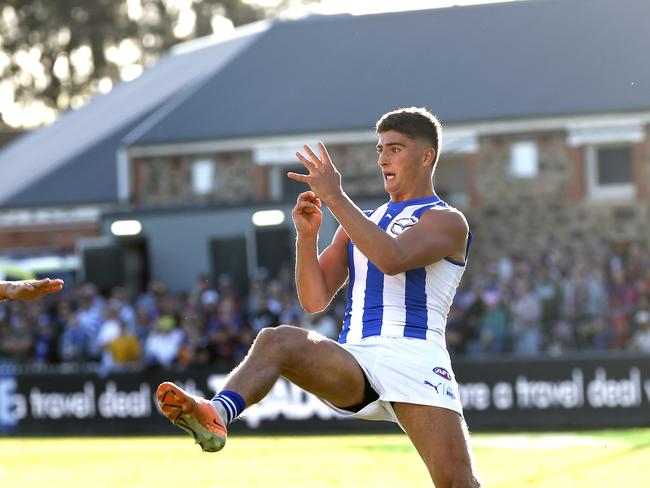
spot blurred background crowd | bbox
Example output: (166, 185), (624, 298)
(1, 243), (649, 374)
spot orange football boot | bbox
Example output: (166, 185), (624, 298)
(156, 382), (227, 452)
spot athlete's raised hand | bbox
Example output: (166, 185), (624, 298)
(288, 142), (343, 203)
(292, 191), (322, 237)
(0, 278), (64, 301)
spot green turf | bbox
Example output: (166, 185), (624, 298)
(1, 430), (649, 487)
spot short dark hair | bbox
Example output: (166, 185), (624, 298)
(375, 107), (442, 165)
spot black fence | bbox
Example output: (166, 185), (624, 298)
(1, 354), (649, 436)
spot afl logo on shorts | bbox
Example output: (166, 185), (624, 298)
(390, 217), (418, 235)
(433, 367), (451, 381)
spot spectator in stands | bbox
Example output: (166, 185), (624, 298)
(630, 305), (650, 352)
(304, 311), (339, 340)
(460, 284), (485, 354)
(32, 317), (58, 365)
(106, 320), (141, 371)
(0, 307), (33, 365)
(546, 319), (575, 355)
(177, 313), (203, 367)
(136, 281), (167, 317)
(251, 295), (280, 333)
(478, 291), (509, 354)
(143, 315), (184, 369)
(589, 316), (613, 350)
(279, 295), (303, 326)
(586, 269), (608, 319)
(191, 274), (215, 308)
(96, 304), (123, 374)
(205, 297), (244, 363)
(110, 287), (136, 328)
(510, 280), (542, 355)
(59, 311), (87, 365)
(75, 284), (104, 360)
(534, 266), (561, 329)
(132, 306), (152, 344)
(608, 268), (635, 350)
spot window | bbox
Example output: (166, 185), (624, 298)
(192, 159), (215, 195)
(255, 142), (316, 201)
(509, 141), (538, 178)
(586, 145), (634, 200)
(596, 147), (633, 185)
(270, 165), (305, 201)
(434, 156), (469, 207)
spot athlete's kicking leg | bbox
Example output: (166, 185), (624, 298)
(393, 403), (481, 487)
(157, 325), (367, 451)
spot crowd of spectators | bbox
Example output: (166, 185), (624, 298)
(0, 266), (343, 374)
(447, 243), (650, 356)
(1, 243), (649, 373)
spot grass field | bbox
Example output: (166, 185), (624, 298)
(1, 429), (649, 487)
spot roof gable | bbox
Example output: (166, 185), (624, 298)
(0, 25), (265, 207)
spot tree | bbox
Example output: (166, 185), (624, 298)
(0, 0), (267, 128)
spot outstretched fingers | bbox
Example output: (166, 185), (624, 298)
(4, 278), (64, 300)
(290, 142), (340, 200)
(42, 279), (64, 292)
(303, 144), (322, 169)
(287, 171), (310, 183)
(317, 141), (332, 166)
(296, 150), (319, 173)
(291, 145), (322, 182)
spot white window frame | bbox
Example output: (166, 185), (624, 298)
(567, 121), (642, 203)
(509, 141), (539, 179)
(269, 165), (284, 200)
(191, 158), (216, 195)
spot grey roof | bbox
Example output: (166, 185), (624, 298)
(6, 120), (140, 207)
(129, 0), (650, 146)
(3, 0), (649, 209)
(0, 24), (266, 208)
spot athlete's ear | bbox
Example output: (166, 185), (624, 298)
(423, 147), (436, 168)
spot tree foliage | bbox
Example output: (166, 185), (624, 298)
(0, 0), (268, 128)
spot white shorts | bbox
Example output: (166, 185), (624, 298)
(323, 335), (463, 426)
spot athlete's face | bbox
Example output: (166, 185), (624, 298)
(376, 130), (435, 202)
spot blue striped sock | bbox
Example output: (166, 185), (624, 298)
(211, 390), (246, 425)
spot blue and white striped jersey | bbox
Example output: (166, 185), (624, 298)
(338, 195), (471, 344)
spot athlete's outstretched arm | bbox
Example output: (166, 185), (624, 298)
(288, 143), (468, 276)
(327, 193), (468, 275)
(293, 191), (349, 313)
(0, 278), (64, 301)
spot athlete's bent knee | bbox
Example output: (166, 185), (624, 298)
(253, 325), (304, 365)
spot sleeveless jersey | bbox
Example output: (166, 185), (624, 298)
(338, 195), (472, 344)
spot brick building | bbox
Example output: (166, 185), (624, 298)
(1, 0), (648, 291)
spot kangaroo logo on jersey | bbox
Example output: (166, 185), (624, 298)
(433, 367), (452, 381)
(390, 217), (418, 235)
